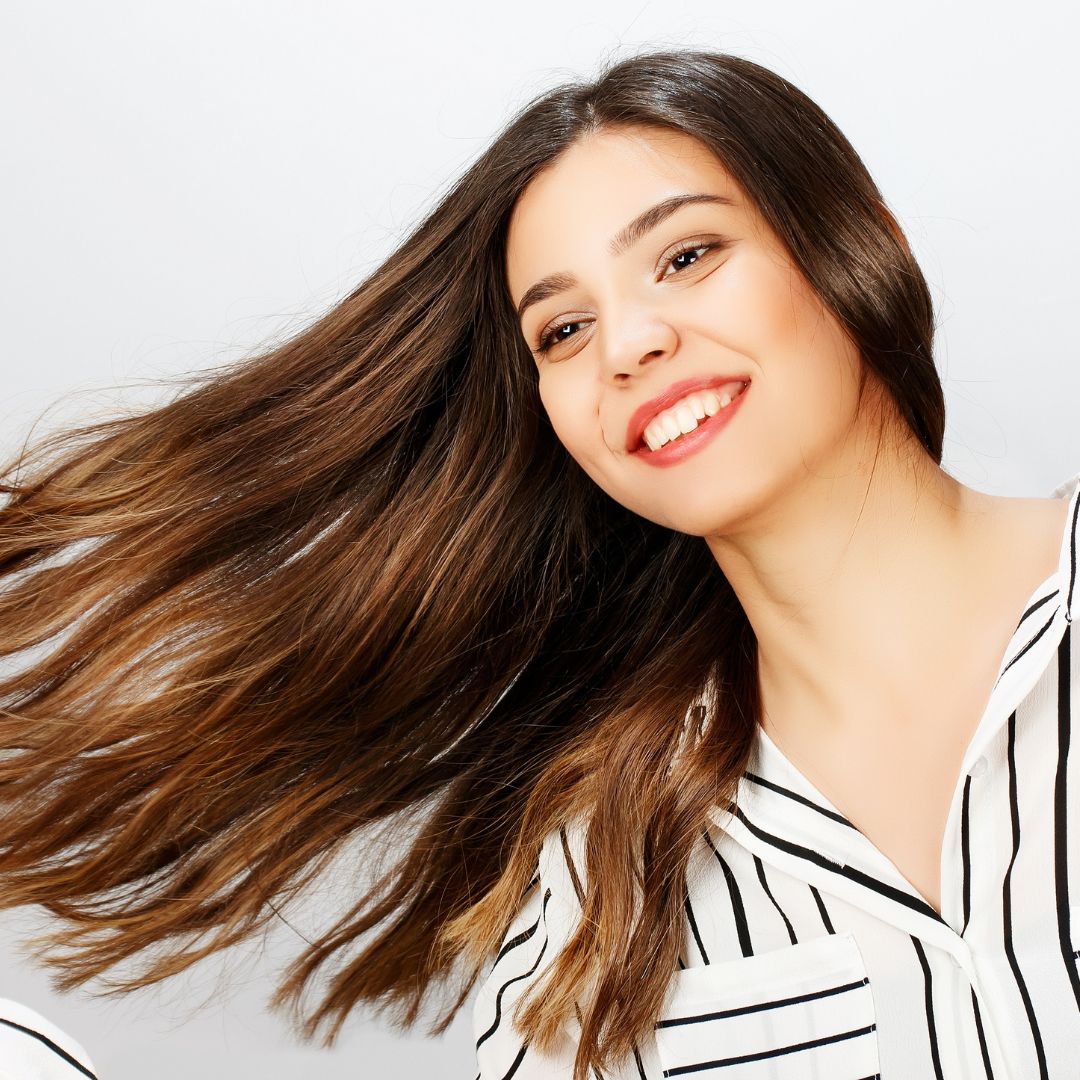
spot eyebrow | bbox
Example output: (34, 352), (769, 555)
(514, 192), (736, 324)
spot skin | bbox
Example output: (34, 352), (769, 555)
(504, 123), (1070, 914)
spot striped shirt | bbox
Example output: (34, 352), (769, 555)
(474, 466), (1080, 1079)
(0, 998), (97, 1080)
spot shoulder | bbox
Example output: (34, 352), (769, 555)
(474, 820), (588, 1007)
(0, 998), (97, 1079)
(470, 821), (589, 1079)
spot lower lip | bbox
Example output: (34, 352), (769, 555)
(630, 382), (749, 468)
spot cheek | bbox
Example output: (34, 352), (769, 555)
(780, 280), (863, 417)
(539, 376), (603, 461)
(728, 255), (857, 408)
(716, 248), (806, 351)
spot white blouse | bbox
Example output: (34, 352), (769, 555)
(474, 466), (1080, 1079)
(0, 998), (97, 1080)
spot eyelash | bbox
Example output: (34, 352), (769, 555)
(533, 238), (721, 356)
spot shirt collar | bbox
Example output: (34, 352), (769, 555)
(710, 465), (1080, 943)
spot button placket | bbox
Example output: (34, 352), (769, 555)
(940, 942), (988, 1080)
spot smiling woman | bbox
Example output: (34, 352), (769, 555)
(1, 47), (1077, 1080)
(503, 121), (880, 533)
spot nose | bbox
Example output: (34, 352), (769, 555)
(595, 302), (679, 383)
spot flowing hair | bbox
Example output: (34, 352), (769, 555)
(0, 48), (942, 1079)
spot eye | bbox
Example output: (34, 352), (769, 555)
(533, 238), (722, 356)
(659, 240), (714, 279)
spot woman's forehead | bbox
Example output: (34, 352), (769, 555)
(504, 127), (752, 299)
(510, 127), (740, 232)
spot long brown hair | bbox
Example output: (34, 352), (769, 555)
(0, 48), (942, 1079)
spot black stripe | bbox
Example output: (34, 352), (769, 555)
(995, 610), (1059, 688)
(809, 883), (835, 934)
(655, 976), (869, 1028)
(661, 1023), (877, 1075)
(498, 1040), (529, 1080)
(1016, 589), (1059, 628)
(684, 890), (710, 964)
(743, 770), (861, 830)
(476, 889), (552, 1051)
(1001, 711), (1050, 1078)
(1067, 482), (1080, 621)
(493, 907), (543, 967)
(729, 804), (946, 925)
(753, 853), (798, 945)
(959, 775), (973, 937)
(969, 985), (996, 1079)
(1053, 624), (1080, 1009)
(559, 825), (586, 906)
(632, 1042), (647, 1079)
(702, 829), (753, 956)
(0, 1018), (97, 1080)
(910, 936), (945, 1080)
(522, 870), (540, 898)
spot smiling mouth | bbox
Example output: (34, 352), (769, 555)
(633, 380), (749, 452)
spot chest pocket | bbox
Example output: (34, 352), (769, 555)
(653, 930), (880, 1079)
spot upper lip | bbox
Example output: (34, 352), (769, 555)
(624, 374), (750, 452)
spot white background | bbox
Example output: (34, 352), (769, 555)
(2, 1), (1078, 1077)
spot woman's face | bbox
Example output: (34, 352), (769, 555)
(504, 124), (866, 536)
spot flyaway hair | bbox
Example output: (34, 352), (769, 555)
(0, 48), (941, 1080)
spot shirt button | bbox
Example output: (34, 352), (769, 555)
(970, 757), (987, 778)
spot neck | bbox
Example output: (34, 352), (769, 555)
(704, 440), (1059, 749)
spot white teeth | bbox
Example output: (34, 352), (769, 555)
(674, 404), (697, 434)
(642, 383), (744, 451)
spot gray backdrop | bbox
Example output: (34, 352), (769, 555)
(2, 0), (1078, 1076)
